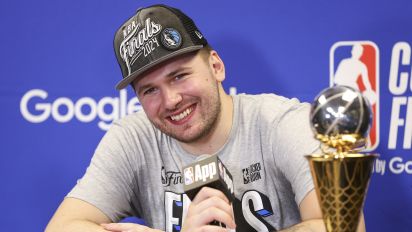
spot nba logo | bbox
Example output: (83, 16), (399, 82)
(184, 167), (194, 185)
(330, 41), (380, 151)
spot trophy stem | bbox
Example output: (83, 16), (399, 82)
(306, 154), (377, 232)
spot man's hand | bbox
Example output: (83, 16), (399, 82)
(181, 187), (236, 232)
(279, 219), (326, 232)
(101, 223), (163, 232)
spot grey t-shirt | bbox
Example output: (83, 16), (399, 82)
(68, 93), (320, 231)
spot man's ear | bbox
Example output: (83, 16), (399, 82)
(209, 50), (225, 82)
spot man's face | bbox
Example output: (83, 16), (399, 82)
(133, 50), (224, 143)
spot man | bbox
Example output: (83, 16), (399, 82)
(46, 4), (365, 232)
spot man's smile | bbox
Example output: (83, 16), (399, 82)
(167, 104), (196, 125)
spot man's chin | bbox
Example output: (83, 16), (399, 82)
(165, 126), (208, 144)
(155, 121), (212, 143)
(168, 132), (202, 144)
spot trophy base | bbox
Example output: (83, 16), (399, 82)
(306, 153), (377, 232)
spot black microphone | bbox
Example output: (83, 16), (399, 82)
(182, 154), (234, 227)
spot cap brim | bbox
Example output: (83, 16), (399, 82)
(115, 45), (204, 90)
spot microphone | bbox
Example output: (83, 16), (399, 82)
(182, 154), (234, 227)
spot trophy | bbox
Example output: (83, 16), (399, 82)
(306, 86), (377, 232)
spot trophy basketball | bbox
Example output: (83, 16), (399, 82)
(306, 86), (377, 232)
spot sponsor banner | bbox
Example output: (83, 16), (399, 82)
(330, 41), (412, 177)
(19, 89), (142, 131)
(387, 42), (412, 151)
(19, 87), (239, 131)
(372, 157), (412, 175)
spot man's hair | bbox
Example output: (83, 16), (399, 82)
(198, 44), (214, 63)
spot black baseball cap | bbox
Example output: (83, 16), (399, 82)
(113, 4), (208, 90)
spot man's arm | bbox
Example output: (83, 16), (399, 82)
(278, 190), (366, 232)
(46, 197), (164, 232)
(278, 190), (325, 232)
(45, 197), (111, 232)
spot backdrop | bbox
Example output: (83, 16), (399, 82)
(1, 0), (411, 231)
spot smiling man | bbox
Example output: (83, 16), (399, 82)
(46, 4), (365, 232)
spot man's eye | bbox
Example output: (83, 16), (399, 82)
(174, 73), (188, 80)
(143, 87), (157, 95)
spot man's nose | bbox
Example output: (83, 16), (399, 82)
(162, 88), (182, 110)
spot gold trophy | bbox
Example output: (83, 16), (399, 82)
(306, 86), (377, 232)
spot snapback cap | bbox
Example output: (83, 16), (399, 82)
(113, 4), (208, 90)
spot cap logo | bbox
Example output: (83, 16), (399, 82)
(195, 30), (203, 39)
(160, 28), (182, 50)
(119, 18), (162, 75)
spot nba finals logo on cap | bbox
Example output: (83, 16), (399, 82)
(330, 41), (380, 151)
(119, 18), (162, 75)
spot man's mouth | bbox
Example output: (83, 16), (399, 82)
(169, 105), (194, 122)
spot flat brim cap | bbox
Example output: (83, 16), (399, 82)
(113, 4), (208, 90)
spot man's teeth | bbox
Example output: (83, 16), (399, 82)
(171, 108), (192, 121)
